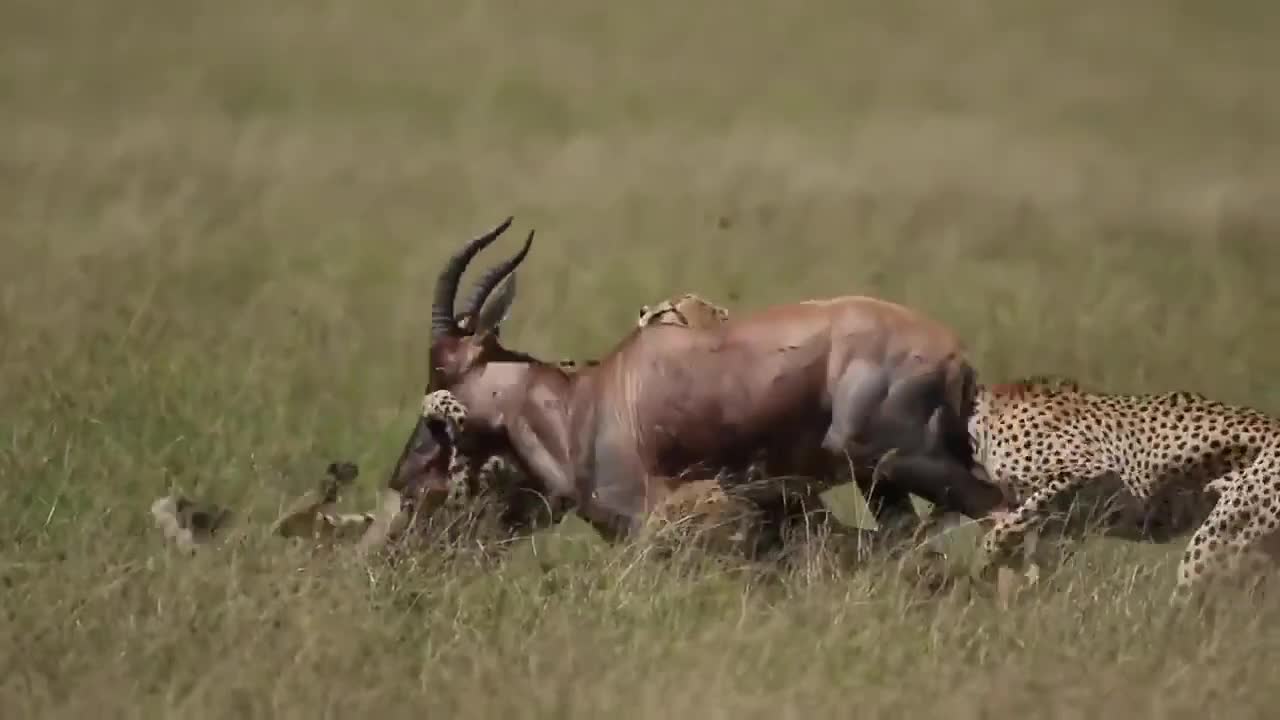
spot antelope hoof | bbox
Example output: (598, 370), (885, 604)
(871, 447), (901, 483)
(821, 427), (849, 455)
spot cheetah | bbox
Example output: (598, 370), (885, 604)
(636, 292), (730, 329)
(551, 293), (729, 375)
(970, 375), (1280, 601)
(638, 478), (763, 556)
(392, 390), (558, 550)
(406, 391), (509, 513)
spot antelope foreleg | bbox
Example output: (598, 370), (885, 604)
(844, 377), (944, 537)
(861, 368), (950, 458)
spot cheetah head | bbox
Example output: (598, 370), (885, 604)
(637, 293), (731, 330)
(388, 390), (471, 514)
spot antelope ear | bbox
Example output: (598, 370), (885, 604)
(474, 272), (517, 336)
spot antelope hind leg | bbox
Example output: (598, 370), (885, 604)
(864, 368), (953, 458)
(854, 372), (988, 538)
(846, 375), (950, 540)
(822, 360), (890, 456)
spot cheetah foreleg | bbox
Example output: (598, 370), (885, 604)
(979, 472), (1088, 579)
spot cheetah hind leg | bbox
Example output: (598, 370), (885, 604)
(1172, 487), (1278, 613)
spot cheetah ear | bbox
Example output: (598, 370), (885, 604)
(474, 272), (517, 337)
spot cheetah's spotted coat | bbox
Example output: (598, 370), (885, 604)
(636, 293), (730, 329)
(971, 376), (1280, 599)
(415, 390), (514, 512)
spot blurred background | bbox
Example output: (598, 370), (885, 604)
(3, 1), (1279, 716)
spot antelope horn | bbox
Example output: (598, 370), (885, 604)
(461, 229), (535, 323)
(431, 216), (514, 339)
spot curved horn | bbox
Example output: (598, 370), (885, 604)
(460, 229), (535, 322)
(431, 216), (514, 339)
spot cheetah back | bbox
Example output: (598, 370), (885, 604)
(975, 384), (1278, 537)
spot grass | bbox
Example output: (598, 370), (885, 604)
(4, 0), (1280, 716)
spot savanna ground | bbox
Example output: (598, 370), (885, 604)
(4, 0), (1280, 716)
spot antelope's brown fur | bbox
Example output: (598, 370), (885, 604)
(364, 217), (1008, 552)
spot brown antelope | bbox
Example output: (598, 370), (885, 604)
(360, 216), (1010, 554)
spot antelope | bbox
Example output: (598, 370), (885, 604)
(359, 216), (1010, 555)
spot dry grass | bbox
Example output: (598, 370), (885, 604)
(5, 0), (1280, 716)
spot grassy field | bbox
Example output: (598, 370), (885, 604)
(5, 0), (1280, 716)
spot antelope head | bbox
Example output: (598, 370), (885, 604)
(388, 216), (536, 515)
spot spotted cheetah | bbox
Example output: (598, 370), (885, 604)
(394, 389), (559, 550)
(970, 376), (1280, 601)
(636, 292), (730, 329)
(638, 478), (763, 556)
(552, 293), (729, 375)
(410, 390), (516, 513)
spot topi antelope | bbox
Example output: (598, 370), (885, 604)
(359, 216), (1011, 554)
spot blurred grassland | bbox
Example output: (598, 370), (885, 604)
(3, 0), (1280, 717)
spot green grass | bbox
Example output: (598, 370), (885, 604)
(5, 0), (1280, 716)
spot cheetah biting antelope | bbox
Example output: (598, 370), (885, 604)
(407, 386), (764, 556)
